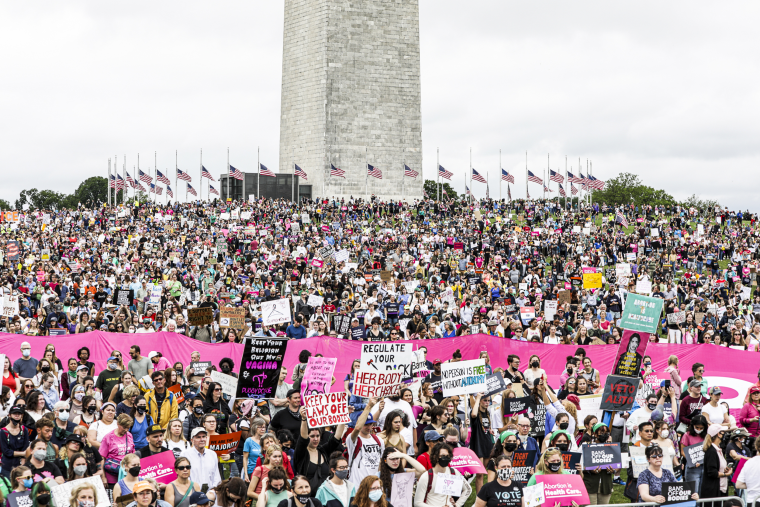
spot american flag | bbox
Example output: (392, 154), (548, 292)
(423, 189), (429, 199)
(571, 184), (578, 195)
(125, 170), (135, 188)
(166, 185), (173, 198)
(465, 184), (471, 196)
(404, 165), (419, 178)
(187, 183), (197, 196)
(177, 168), (192, 182)
(438, 165), (453, 180)
(116, 174), (126, 190)
(501, 169), (514, 183)
(156, 170), (171, 185)
(149, 183), (156, 194)
(567, 171), (581, 183)
(330, 164), (346, 178)
(109, 174), (116, 189)
(550, 169), (564, 183)
(155, 186), (163, 196)
(229, 165), (244, 180)
(367, 164), (383, 179)
(259, 164), (276, 177)
(527, 170), (543, 184)
(201, 166), (216, 181)
(136, 182), (147, 193)
(472, 168), (486, 183)
(139, 169), (152, 184)
(209, 185), (219, 196)
(589, 175), (605, 190)
(544, 184), (554, 193)
(616, 209), (629, 228)
(442, 187), (448, 197)
(579, 172), (588, 188)
(294, 164), (307, 180)
(558, 184), (567, 197)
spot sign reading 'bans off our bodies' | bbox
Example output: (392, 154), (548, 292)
(303, 392), (350, 428)
(441, 359), (487, 396)
(236, 339), (288, 399)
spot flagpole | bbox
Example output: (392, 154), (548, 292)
(436, 148), (440, 202)
(365, 147), (368, 202)
(123, 155), (126, 205)
(292, 147), (295, 203)
(107, 158), (111, 207)
(469, 147), (472, 204)
(257, 146), (260, 203)
(564, 156), (568, 211)
(499, 149), (502, 203)
(525, 151), (528, 201)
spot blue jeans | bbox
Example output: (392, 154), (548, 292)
(685, 466), (704, 496)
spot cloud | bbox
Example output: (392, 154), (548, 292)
(1, 0), (758, 209)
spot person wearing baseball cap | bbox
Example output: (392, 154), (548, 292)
(702, 424), (732, 500)
(138, 424), (166, 458)
(702, 386), (729, 426)
(180, 427), (221, 498)
(132, 480), (160, 507)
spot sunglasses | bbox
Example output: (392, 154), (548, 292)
(177, 465), (192, 471)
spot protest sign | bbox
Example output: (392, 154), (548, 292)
(502, 395), (531, 416)
(2, 295), (19, 318)
(616, 263), (632, 278)
(190, 361), (212, 376)
(582, 269), (602, 290)
(434, 473), (464, 497)
(187, 307), (213, 326)
(303, 392), (350, 428)
(167, 384), (185, 405)
(361, 343), (413, 379)
(544, 300), (558, 321)
(581, 443), (622, 470)
(519, 307), (535, 325)
(149, 285), (163, 305)
(115, 289), (132, 307)
(350, 324), (366, 341)
(529, 400), (547, 439)
(600, 375), (638, 411)
(236, 338), (288, 399)
(7, 241), (20, 261)
(558, 290), (571, 306)
(667, 311), (686, 325)
(576, 394), (603, 428)
(307, 295), (324, 307)
(210, 370), (238, 398)
(353, 369), (403, 398)
(138, 450), (178, 484)
(208, 431), (242, 456)
(612, 329), (649, 377)
(536, 474), (589, 506)
(49, 328), (68, 336)
(51, 478), (110, 507)
(524, 483), (545, 507)
(663, 482), (696, 504)
(512, 450), (537, 485)
(635, 280), (652, 295)
(412, 349), (431, 378)
(261, 298), (292, 326)
(562, 452), (582, 475)
(334, 250), (350, 264)
(629, 446), (648, 477)
(6, 492), (31, 507)
(620, 293), (664, 334)
(301, 356), (337, 396)
(484, 372), (508, 397)
(451, 447), (488, 475)
(333, 315), (352, 336)
(40, 248), (50, 261)
(441, 359), (487, 397)
(683, 443), (705, 467)
(220, 307), (246, 329)
(390, 472), (415, 507)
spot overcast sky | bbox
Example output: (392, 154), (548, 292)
(2, 1), (759, 209)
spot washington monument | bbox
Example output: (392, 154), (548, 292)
(279, 0), (423, 201)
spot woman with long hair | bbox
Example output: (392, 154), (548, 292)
(129, 395), (153, 451)
(65, 452), (92, 481)
(680, 415), (707, 494)
(487, 432), (519, 482)
(581, 423), (614, 505)
(351, 476), (389, 507)
(255, 464), (292, 507)
(164, 418), (191, 458)
(68, 483), (99, 507)
(247, 445), (286, 500)
(109, 371), (135, 405)
(526, 447), (573, 487)
(9, 466), (32, 494)
(243, 418), (268, 482)
(344, 360), (361, 394)
(113, 453), (143, 499)
(314, 452), (354, 507)
(164, 457), (202, 507)
(86, 402), (118, 449)
(280, 475), (323, 507)
(203, 382), (232, 433)
(215, 478), (248, 507)
(2, 356), (20, 395)
(377, 410), (408, 452)
(376, 447), (425, 498)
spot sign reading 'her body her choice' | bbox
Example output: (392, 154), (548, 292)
(620, 293), (664, 334)
(303, 392), (350, 428)
(612, 330), (649, 377)
(360, 343), (413, 379)
(236, 339), (288, 399)
(353, 369), (404, 397)
(441, 359), (487, 397)
(600, 375), (638, 411)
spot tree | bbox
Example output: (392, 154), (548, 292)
(423, 179), (460, 201)
(71, 176), (109, 208)
(0, 199), (10, 211)
(591, 172), (676, 207)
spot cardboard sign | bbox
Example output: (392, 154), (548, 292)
(219, 307), (245, 329)
(380, 270), (393, 282)
(667, 311), (686, 325)
(536, 474), (589, 506)
(663, 482), (696, 505)
(210, 370), (239, 398)
(138, 450), (178, 484)
(450, 447), (488, 475)
(581, 443), (622, 470)
(502, 395), (531, 416)
(302, 392), (350, 428)
(301, 356), (337, 396)
(50, 478), (110, 507)
(512, 450), (537, 485)
(613, 329), (649, 377)
(261, 298), (292, 326)
(188, 307), (213, 326)
(441, 359), (487, 396)
(683, 443), (705, 467)
(360, 343), (413, 379)
(353, 369), (403, 398)
(434, 473), (464, 497)
(600, 375), (638, 411)
(616, 263), (632, 278)
(190, 361), (213, 376)
(558, 290), (571, 306)
(208, 431), (242, 456)
(620, 293), (663, 334)
(236, 338), (288, 399)
(484, 372), (508, 397)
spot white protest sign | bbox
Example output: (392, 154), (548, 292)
(616, 263), (631, 278)
(261, 298), (292, 326)
(651, 228), (659, 237)
(440, 287), (455, 304)
(434, 473), (464, 497)
(741, 286), (751, 301)
(353, 369), (404, 398)
(666, 311), (686, 325)
(149, 285), (163, 305)
(334, 250), (350, 263)
(441, 359), (487, 397)
(361, 343), (413, 379)
(524, 483), (546, 507)
(635, 280), (652, 295)
(412, 349), (431, 378)
(576, 393), (603, 427)
(302, 392), (350, 428)
(209, 370), (238, 398)
(544, 300), (558, 321)
(307, 295), (324, 307)
(51, 477), (110, 507)
(2, 295), (19, 318)
(390, 472), (415, 507)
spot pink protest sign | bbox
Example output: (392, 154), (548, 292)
(451, 447), (487, 474)
(537, 474), (590, 506)
(311, 259), (324, 267)
(301, 356), (337, 396)
(138, 450), (177, 484)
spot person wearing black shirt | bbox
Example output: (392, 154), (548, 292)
(28, 438), (64, 484)
(475, 455), (524, 507)
(425, 360), (444, 404)
(269, 389), (302, 437)
(94, 285), (109, 309)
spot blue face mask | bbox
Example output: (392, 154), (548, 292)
(23, 478), (33, 488)
(368, 491), (383, 502)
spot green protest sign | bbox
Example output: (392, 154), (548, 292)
(620, 293), (664, 334)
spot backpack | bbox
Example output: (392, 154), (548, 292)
(423, 467), (459, 504)
(348, 432), (382, 478)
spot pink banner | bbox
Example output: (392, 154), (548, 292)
(537, 474), (590, 506)
(451, 447), (487, 474)
(138, 450), (177, 484)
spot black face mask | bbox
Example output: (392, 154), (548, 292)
(41, 366), (51, 373)
(36, 494), (51, 505)
(128, 465), (141, 477)
(437, 456), (452, 467)
(531, 361), (540, 368)
(566, 367), (573, 374)
(86, 406), (97, 415)
(194, 407), (204, 415)
(270, 485), (285, 494)
(647, 403), (657, 411)
(222, 366), (230, 372)
(597, 432), (609, 443)
(559, 422), (569, 430)
(547, 462), (562, 473)
(504, 443), (518, 452)
(556, 443), (570, 452)
(137, 407), (147, 415)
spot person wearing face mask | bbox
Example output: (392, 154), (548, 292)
(9, 465), (32, 494)
(54, 433), (85, 478)
(487, 432), (522, 483)
(130, 396), (155, 451)
(522, 356), (545, 388)
(581, 423), (614, 505)
(114, 453), (144, 500)
(256, 467), (292, 507)
(526, 448), (576, 498)
(219, 358), (238, 379)
(27, 438), (65, 484)
(626, 394), (659, 443)
(30, 481), (53, 507)
(349, 476), (390, 507)
(50, 401), (78, 447)
(474, 455), (525, 507)
(701, 424), (733, 505)
(68, 484), (100, 507)
(95, 357), (124, 402)
(413, 443), (471, 507)
(0, 405), (30, 479)
(13, 342), (39, 382)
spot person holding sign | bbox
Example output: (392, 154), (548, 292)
(413, 443), (472, 507)
(469, 392), (495, 493)
(637, 445), (698, 504)
(701, 424), (732, 504)
(525, 447), (577, 507)
(474, 455), (525, 507)
(295, 407), (347, 493)
(581, 423), (614, 505)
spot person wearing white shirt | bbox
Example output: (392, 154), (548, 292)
(180, 427), (221, 501)
(736, 441), (760, 506)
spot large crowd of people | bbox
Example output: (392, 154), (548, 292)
(1, 196), (760, 507)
